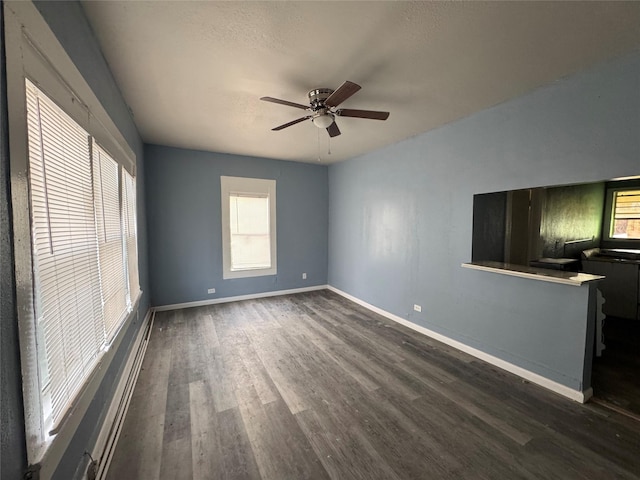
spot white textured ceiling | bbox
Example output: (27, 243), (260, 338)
(81, 1), (640, 164)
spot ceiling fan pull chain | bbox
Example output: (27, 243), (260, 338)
(317, 127), (321, 162)
(328, 136), (331, 156)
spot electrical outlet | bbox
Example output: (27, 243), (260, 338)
(302, 272), (307, 280)
(207, 288), (216, 294)
(413, 304), (422, 312)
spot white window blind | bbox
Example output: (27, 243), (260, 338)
(611, 190), (640, 240)
(122, 169), (140, 308)
(25, 79), (140, 434)
(93, 142), (128, 341)
(230, 193), (271, 270)
(26, 80), (104, 430)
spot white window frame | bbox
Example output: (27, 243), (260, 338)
(603, 186), (640, 245)
(4, 2), (140, 475)
(221, 176), (277, 279)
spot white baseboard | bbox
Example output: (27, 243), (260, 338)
(327, 286), (592, 404)
(93, 308), (154, 480)
(153, 284), (329, 312)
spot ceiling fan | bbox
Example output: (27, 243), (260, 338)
(260, 81), (389, 137)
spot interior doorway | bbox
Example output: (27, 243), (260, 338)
(591, 316), (640, 420)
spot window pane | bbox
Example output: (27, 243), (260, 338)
(612, 190), (640, 239)
(93, 142), (128, 341)
(122, 169), (140, 309)
(229, 194), (271, 270)
(230, 195), (269, 234)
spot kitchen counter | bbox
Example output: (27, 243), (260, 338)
(462, 260), (605, 286)
(584, 248), (640, 265)
(582, 250), (640, 320)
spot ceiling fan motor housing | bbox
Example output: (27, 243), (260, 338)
(308, 88), (334, 111)
(308, 88), (335, 127)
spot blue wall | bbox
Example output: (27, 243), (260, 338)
(145, 144), (328, 307)
(328, 51), (640, 391)
(1, 2), (150, 479)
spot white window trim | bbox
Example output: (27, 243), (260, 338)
(221, 176), (277, 279)
(4, 2), (140, 476)
(603, 185), (640, 245)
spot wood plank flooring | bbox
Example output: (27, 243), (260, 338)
(106, 290), (640, 480)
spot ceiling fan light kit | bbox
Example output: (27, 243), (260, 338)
(261, 81), (390, 138)
(312, 112), (334, 129)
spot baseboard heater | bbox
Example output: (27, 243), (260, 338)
(90, 309), (155, 480)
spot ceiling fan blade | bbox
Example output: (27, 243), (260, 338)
(326, 122), (341, 138)
(272, 116), (311, 131)
(325, 81), (361, 108)
(336, 109), (389, 120)
(261, 96), (309, 110)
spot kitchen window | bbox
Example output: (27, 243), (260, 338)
(609, 189), (640, 240)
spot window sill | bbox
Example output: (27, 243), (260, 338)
(223, 268), (277, 280)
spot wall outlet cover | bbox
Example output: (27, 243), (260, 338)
(413, 304), (422, 312)
(207, 288), (216, 294)
(302, 273), (307, 279)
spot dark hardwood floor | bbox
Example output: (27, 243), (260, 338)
(592, 316), (640, 418)
(106, 290), (640, 479)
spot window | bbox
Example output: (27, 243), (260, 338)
(221, 176), (277, 279)
(123, 168), (141, 305)
(25, 80), (140, 436)
(93, 142), (128, 341)
(609, 189), (640, 240)
(5, 2), (142, 466)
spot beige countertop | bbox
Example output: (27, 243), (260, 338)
(462, 261), (605, 286)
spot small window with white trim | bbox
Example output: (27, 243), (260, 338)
(603, 187), (640, 243)
(221, 176), (277, 279)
